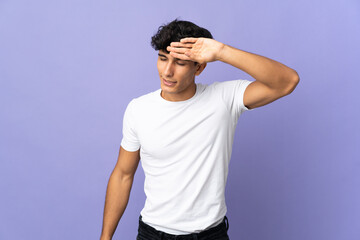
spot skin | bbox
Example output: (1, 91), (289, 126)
(157, 50), (206, 102)
(166, 37), (300, 109)
(100, 147), (140, 240)
(100, 37), (299, 240)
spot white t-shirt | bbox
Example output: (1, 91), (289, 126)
(121, 80), (253, 234)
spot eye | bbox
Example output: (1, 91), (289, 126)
(176, 61), (186, 66)
(160, 58), (167, 61)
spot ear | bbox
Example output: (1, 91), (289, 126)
(195, 63), (207, 76)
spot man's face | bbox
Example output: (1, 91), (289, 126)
(157, 50), (202, 101)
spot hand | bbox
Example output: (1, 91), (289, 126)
(166, 38), (225, 64)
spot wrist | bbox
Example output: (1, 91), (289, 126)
(216, 43), (228, 62)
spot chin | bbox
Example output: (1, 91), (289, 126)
(161, 87), (177, 94)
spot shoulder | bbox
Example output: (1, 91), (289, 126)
(210, 79), (253, 89)
(195, 80), (252, 96)
(204, 80), (253, 97)
(125, 88), (160, 112)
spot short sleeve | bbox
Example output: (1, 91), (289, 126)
(214, 79), (254, 120)
(120, 100), (141, 152)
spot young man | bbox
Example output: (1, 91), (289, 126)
(100, 19), (299, 240)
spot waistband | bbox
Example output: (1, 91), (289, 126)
(138, 215), (229, 239)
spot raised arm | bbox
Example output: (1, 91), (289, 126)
(167, 37), (299, 109)
(100, 146), (140, 240)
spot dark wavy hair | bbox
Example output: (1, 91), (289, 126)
(151, 19), (213, 52)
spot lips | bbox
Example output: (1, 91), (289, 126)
(163, 78), (177, 86)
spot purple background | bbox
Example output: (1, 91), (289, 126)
(1, 0), (359, 239)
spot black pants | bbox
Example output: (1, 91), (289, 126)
(137, 215), (230, 240)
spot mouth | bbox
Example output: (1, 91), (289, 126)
(162, 78), (177, 87)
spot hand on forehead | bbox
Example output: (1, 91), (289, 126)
(166, 37), (220, 64)
(170, 38), (198, 47)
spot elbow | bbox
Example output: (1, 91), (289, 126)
(292, 70), (300, 85)
(284, 70), (300, 95)
(111, 168), (135, 184)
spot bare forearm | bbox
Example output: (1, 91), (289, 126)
(100, 172), (134, 240)
(218, 44), (299, 89)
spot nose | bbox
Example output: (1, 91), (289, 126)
(163, 61), (174, 78)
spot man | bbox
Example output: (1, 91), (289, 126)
(100, 19), (299, 240)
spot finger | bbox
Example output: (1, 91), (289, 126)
(170, 42), (193, 48)
(169, 51), (192, 61)
(167, 46), (188, 54)
(180, 37), (198, 43)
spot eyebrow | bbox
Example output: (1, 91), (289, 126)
(158, 53), (188, 62)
